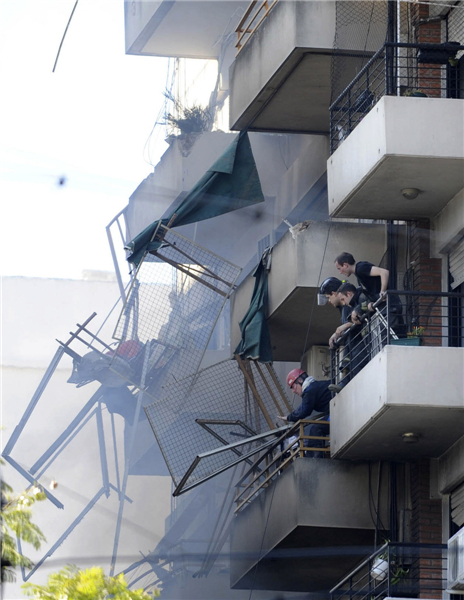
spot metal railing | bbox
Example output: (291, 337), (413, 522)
(235, 0), (279, 54)
(330, 41), (464, 153)
(330, 542), (448, 600)
(331, 290), (464, 389)
(234, 418), (330, 514)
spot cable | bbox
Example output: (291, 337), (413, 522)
(300, 217), (333, 363)
(247, 476), (278, 600)
(52, 0), (80, 73)
(143, 58), (175, 167)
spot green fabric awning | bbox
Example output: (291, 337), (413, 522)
(234, 250), (273, 364)
(125, 131), (264, 267)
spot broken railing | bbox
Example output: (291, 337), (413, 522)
(235, 0), (279, 53)
(234, 417), (330, 514)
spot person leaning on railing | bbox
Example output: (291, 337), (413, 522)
(318, 277), (353, 349)
(337, 282), (371, 325)
(276, 369), (331, 459)
(335, 251), (405, 337)
(334, 251), (389, 306)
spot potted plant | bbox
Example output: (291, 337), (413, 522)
(391, 326), (424, 346)
(404, 89), (428, 98)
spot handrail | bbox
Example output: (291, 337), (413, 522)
(235, 0), (279, 54)
(330, 288), (464, 396)
(330, 543), (388, 593)
(330, 44), (386, 111)
(330, 542), (448, 598)
(234, 418), (330, 513)
(330, 41), (464, 111)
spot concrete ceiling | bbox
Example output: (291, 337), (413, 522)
(268, 287), (340, 361)
(333, 405), (464, 461)
(331, 155), (464, 220)
(133, 1), (248, 59)
(248, 52), (333, 133)
(231, 51), (373, 134)
(233, 525), (375, 593)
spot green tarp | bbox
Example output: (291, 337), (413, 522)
(125, 131), (264, 267)
(234, 250), (273, 364)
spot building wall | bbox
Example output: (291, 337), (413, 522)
(1, 276), (171, 597)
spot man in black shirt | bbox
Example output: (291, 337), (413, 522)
(335, 252), (405, 337)
(334, 251), (389, 303)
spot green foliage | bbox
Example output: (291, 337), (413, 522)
(22, 565), (160, 599)
(1, 477), (47, 582)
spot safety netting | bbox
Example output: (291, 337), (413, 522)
(110, 227), (241, 401)
(144, 358), (292, 494)
(330, 0), (464, 152)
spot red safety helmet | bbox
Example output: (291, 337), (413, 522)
(286, 368), (306, 388)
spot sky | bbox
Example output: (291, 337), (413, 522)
(0, 0), (169, 279)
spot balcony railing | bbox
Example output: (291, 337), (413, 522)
(234, 417), (330, 514)
(235, 0), (279, 54)
(330, 41), (464, 153)
(330, 542), (448, 600)
(331, 290), (464, 389)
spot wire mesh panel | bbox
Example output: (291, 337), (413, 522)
(110, 228), (241, 399)
(331, 0), (464, 152)
(331, 0), (389, 103)
(144, 358), (291, 492)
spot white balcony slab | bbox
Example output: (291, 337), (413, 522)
(125, 1), (248, 58)
(330, 345), (464, 460)
(229, 1), (381, 133)
(328, 96), (464, 220)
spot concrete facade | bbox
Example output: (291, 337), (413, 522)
(230, 458), (391, 592)
(105, 0), (464, 597)
(124, 1), (248, 59)
(327, 96), (464, 219)
(229, 0), (385, 133)
(330, 345), (464, 460)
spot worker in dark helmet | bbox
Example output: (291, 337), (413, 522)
(276, 369), (331, 458)
(319, 276), (353, 349)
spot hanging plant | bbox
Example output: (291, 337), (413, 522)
(164, 91), (212, 136)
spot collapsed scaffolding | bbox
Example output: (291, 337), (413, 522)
(3, 224), (292, 590)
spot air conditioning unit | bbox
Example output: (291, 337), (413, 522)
(304, 345), (331, 380)
(448, 528), (464, 593)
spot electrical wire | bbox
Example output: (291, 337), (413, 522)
(247, 476), (278, 600)
(300, 217), (333, 363)
(143, 58), (175, 167)
(52, 0), (80, 72)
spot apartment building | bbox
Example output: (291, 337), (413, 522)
(121, 1), (464, 598)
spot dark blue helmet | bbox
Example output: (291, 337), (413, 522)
(319, 277), (343, 295)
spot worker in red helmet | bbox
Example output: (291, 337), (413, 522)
(277, 369), (331, 458)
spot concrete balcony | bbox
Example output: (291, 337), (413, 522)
(230, 459), (389, 593)
(330, 345), (464, 461)
(327, 96), (464, 220)
(230, 221), (388, 362)
(124, 0), (248, 58)
(229, 1), (380, 133)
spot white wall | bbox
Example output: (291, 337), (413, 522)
(1, 276), (171, 598)
(433, 188), (464, 256)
